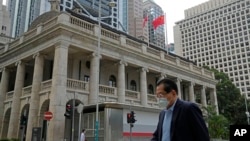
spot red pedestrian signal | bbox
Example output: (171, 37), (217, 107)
(64, 103), (72, 119)
(127, 113), (132, 123)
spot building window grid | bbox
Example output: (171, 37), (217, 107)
(179, 1), (250, 97)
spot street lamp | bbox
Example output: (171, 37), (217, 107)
(95, 1), (116, 141)
(244, 92), (249, 125)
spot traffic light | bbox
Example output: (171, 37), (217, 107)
(64, 103), (72, 119)
(130, 111), (136, 123)
(127, 113), (132, 123)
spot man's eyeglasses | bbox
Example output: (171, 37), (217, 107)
(156, 90), (172, 97)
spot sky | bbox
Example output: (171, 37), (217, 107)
(2, 0), (209, 43)
(154, 0), (209, 43)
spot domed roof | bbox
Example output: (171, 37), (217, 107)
(29, 11), (60, 31)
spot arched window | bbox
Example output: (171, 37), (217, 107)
(130, 80), (137, 91)
(148, 84), (154, 94)
(109, 75), (116, 87)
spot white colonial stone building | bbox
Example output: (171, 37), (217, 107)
(0, 8), (218, 141)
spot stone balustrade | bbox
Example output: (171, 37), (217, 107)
(99, 85), (116, 96)
(5, 91), (14, 100)
(67, 78), (88, 91)
(40, 79), (52, 92)
(22, 86), (32, 96)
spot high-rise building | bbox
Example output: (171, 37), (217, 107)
(127, 0), (147, 40)
(0, 0), (10, 36)
(143, 0), (166, 49)
(7, 0), (51, 37)
(75, 0), (127, 32)
(174, 0), (250, 98)
(8, 0), (127, 38)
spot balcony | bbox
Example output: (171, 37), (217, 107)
(4, 78), (159, 107)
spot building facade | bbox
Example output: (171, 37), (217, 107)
(0, 0), (10, 36)
(0, 8), (218, 141)
(174, 0), (250, 99)
(143, 0), (166, 50)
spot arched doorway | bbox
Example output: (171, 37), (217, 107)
(64, 99), (83, 141)
(39, 99), (50, 141)
(1, 108), (11, 138)
(19, 104), (29, 141)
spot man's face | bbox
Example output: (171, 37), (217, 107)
(156, 83), (177, 108)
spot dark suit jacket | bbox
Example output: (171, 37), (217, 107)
(151, 99), (210, 141)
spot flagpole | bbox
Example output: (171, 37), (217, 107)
(147, 12), (149, 47)
(164, 12), (168, 54)
(144, 11), (149, 47)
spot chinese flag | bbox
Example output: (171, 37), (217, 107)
(143, 16), (148, 28)
(152, 15), (164, 29)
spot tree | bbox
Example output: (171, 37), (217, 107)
(203, 105), (229, 139)
(203, 66), (250, 125)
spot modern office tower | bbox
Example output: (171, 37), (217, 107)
(0, 0), (10, 36)
(7, 0), (51, 37)
(174, 0), (250, 98)
(0, 2), (217, 140)
(8, 0), (127, 38)
(143, 0), (166, 49)
(75, 0), (127, 32)
(127, 0), (147, 40)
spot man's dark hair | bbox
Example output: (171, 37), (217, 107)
(156, 78), (178, 94)
(82, 129), (85, 132)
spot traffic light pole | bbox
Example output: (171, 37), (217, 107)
(71, 93), (76, 141)
(130, 123), (133, 141)
(129, 104), (132, 141)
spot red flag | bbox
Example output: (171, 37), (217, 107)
(152, 15), (164, 29)
(143, 16), (148, 28)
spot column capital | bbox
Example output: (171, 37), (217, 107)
(140, 67), (149, 72)
(176, 77), (182, 82)
(33, 52), (40, 58)
(0, 67), (6, 72)
(54, 41), (70, 49)
(33, 52), (46, 59)
(202, 85), (207, 89)
(15, 60), (22, 66)
(119, 60), (128, 66)
(190, 81), (195, 86)
(91, 52), (102, 59)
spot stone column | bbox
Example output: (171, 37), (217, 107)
(176, 78), (182, 99)
(8, 61), (25, 138)
(89, 53), (101, 104)
(189, 82), (195, 102)
(210, 88), (219, 114)
(140, 68), (148, 106)
(201, 86), (207, 108)
(159, 73), (166, 80)
(47, 42), (69, 141)
(26, 53), (44, 141)
(117, 60), (127, 103)
(0, 68), (10, 138)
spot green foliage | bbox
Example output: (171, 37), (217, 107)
(0, 139), (19, 141)
(203, 66), (250, 125)
(203, 105), (229, 139)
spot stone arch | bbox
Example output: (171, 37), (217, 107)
(64, 98), (83, 141)
(1, 108), (11, 138)
(39, 99), (50, 141)
(18, 104), (30, 140)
